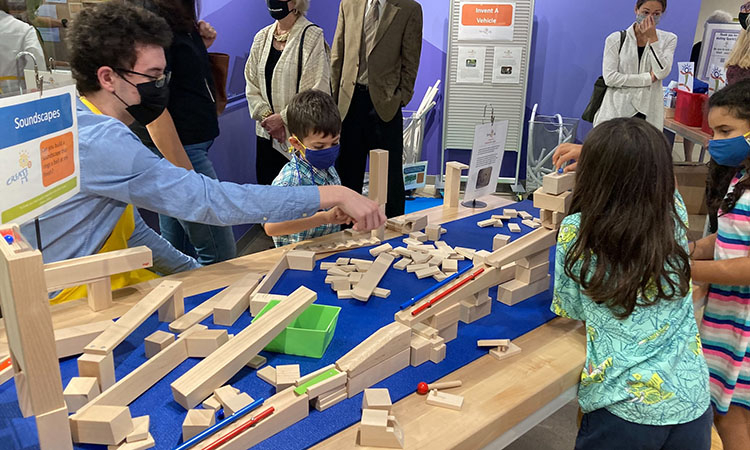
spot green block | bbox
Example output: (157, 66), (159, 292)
(293, 368), (340, 396)
(252, 300), (340, 358)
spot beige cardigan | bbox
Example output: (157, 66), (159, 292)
(245, 15), (331, 155)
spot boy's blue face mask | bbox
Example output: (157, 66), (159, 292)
(708, 132), (750, 167)
(292, 136), (340, 170)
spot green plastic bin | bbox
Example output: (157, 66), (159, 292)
(251, 300), (340, 358)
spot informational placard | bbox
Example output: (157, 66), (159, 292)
(458, 1), (515, 41)
(697, 22), (742, 82)
(463, 119), (509, 202)
(492, 46), (522, 84)
(0, 85), (79, 225)
(677, 62), (694, 93)
(456, 46), (487, 84)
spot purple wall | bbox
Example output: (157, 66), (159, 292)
(199, 0), (703, 234)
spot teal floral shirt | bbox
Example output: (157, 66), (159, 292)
(551, 194), (710, 425)
(271, 154), (341, 247)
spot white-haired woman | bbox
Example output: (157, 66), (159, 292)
(245, 0), (331, 185)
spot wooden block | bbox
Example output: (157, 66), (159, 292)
(362, 388), (392, 412)
(84, 281), (184, 355)
(454, 247), (475, 259)
(249, 293), (287, 317)
(410, 215), (428, 232)
(144, 330), (174, 359)
(477, 218), (496, 228)
(459, 300), (492, 324)
(351, 258), (374, 271)
(503, 209), (518, 218)
(415, 265), (441, 279)
(126, 416), (149, 443)
(393, 247), (414, 258)
(542, 171), (576, 195)
(373, 287), (391, 298)
(55, 320), (113, 359)
(493, 219), (504, 228)
(441, 259), (458, 273)
(521, 219), (541, 229)
(486, 227), (556, 268)
(257, 366), (276, 385)
(429, 302), (461, 330)
(170, 286), (316, 409)
(477, 339), (510, 348)
(411, 252), (432, 264)
(426, 389), (464, 410)
(44, 246), (152, 291)
(413, 322), (439, 340)
(78, 352), (116, 391)
(508, 223), (521, 233)
(492, 215), (511, 221)
(287, 250), (316, 271)
(70, 405), (133, 445)
(108, 433), (155, 450)
(515, 261), (550, 284)
(438, 322), (458, 343)
(276, 364), (301, 390)
(332, 278), (351, 292)
(327, 266), (348, 277)
(433, 272), (449, 282)
(182, 408), (216, 441)
(517, 250), (550, 269)
(213, 384), (238, 407)
(352, 253), (395, 302)
(533, 188), (573, 214)
(325, 275), (348, 285)
(370, 243), (393, 257)
(336, 322), (411, 377)
(444, 161), (468, 208)
(402, 238), (422, 246)
(338, 290), (354, 299)
(246, 355), (267, 370)
(410, 334), (432, 367)
(305, 371), (347, 399)
(493, 234), (511, 251)
(212, 272), (262, 326)
(369, 149), (389, 205)
(430, 343), (446, 363)
(347, 348), (410, 398)
(336, 257), (350, 265)
(186, 329), (229, 358)
(464, 287), (492, 306)
(518, 211), (533, 220)
(359, 408), (405, 449)
(314, 387), (347, 411)
(489, 342), (522, 361)
(372, 224), (386, 241)
(472, 250), (491, 266)
(202, 395), (221, 410)
(320, 262), (337, 270)
(295, 364), (336, 386)
(223, 392), (254, 415)
(64, 377), (100, 413)
(497, 275), (551, 306)
(425, 224), (443, 241)
(409, 231), (427, 242)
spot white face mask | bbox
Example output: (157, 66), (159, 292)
(636, 13), (662, 26)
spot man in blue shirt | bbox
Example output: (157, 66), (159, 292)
(22, 1), (384, 287)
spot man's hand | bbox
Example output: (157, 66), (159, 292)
(198, 20), (217, 49)
(552, 143), (582, 173)
(319, 186), (387, 232)
(261, 113), (287, 144)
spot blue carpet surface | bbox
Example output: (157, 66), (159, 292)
(0, 200), (557, 449)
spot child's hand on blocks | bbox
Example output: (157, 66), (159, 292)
(326, 207), (353, 226)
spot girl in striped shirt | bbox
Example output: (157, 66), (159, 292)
(691, 79), (750, 450)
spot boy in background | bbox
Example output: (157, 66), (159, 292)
(264, 90), (352, 246)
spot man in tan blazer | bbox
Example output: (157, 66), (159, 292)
(332, 0), (422, 217)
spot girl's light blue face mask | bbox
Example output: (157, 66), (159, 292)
(708, 132), (750, 167)
(636, 13), (662, 26)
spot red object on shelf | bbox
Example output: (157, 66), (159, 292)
(411, 267), (485, 316)
(675, 90), (708, 127)
(201, 406), (275, 450)
(417, 382), (429, 395)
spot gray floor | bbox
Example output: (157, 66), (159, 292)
(503, 400), (579, 450)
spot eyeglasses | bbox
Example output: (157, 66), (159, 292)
(113, 68), (171, 88)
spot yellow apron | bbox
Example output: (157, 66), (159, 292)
(51, 98), (160, 304)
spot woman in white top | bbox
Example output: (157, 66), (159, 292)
(594, 0), (676, 131)
(0, 1), (44, 96)
(245, 0), (331, 185)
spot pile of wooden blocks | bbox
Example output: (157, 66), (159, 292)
(477, 339), (521, 361)
(358, 389), (404, 448)
(296, 230), (382, 254)
(321, 256), (391, 301)
(389, 236), (469, 283)
(477, 208), (541, 233)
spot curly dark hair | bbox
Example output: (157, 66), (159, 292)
(710, 79), (750, 216)
(67, 1), (172, 94)
(564, 118), (690, 319)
